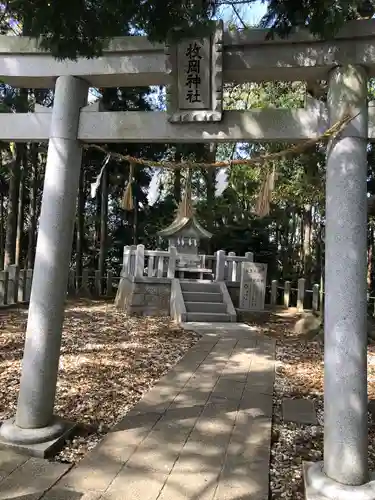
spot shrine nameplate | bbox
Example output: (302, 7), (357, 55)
(239, 262), (267, 311)
(165, 21), (223, 123)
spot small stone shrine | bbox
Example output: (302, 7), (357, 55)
(158, 169), (213, 278)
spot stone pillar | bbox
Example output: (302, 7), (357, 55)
(323, 65), (368, 487)
(297, 278), (305, 313)
(215, 250), (226, 281)
(0, 76), (88, 446)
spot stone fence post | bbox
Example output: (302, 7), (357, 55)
(271, 279), (278, 306)
(135, 244), (145, 278)
(0, 270), (9, 305)
(297, 278), (305, 312)
(284, 281), (291, 308)
(8, 265), (19, 304)
(245, 251), (254, 262)
(227, 251), (236, 281)
(215, 250), (226, 281)
(168, 246), (177, 279)
(106, 271), (113, 296)
(312, 283), (319, 312)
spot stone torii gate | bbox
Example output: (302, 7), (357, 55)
(0, 19), (375, 499)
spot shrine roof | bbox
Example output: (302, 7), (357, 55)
(157, 216), (212, 239)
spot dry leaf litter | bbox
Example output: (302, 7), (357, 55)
(0, 299), (200, 464)
(245, 310), (375, 500)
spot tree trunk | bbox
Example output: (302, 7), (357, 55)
(27, 143), (38, 269)
(4, 147), (22, 269)
(15, 148), (28, 267)
(94, 185), (101, 269)
(99, 168), (108, 287)
(303, 204), (312, 283)
(0, 193), (4, 270)
(76, 168), (85, 288)
(174, 151), (182, 203)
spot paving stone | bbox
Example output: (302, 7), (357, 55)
(0, 458), (70, 500)
(0, 448), (29, 474)
(43, 488), (102, 500)
(209, 379), (245, 402)
(219, 345), (254, 383)
(168, 388), (212, 408)
(225, 412), (272, 465)
(245, 359), (275, 395)
(157, 471), (218, 500)
(215, 460), (269, 500)
(57, 456), (122, 494)
(104, 469), (167, 500)
(172, 404), (237, 473)
(282, 398), (318, 425)
(123, 416), (198, 473)
(239, 392), (273, 418)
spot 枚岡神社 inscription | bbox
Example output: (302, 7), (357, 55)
(177, 39), (210, 110)
(165, 21), (223, 123)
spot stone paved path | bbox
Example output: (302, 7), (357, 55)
(0, 323), (275, 500)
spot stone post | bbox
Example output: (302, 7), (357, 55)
(95, 270), (101, 296)
(215, 250), (226, 282)
(135, 244), (145, 278)
(0, 270), (9, 305)
(227, 251), (236, 281)
(312, 284), (319, 312)
(168, 246), (177, 279)
(106, 271), (113, 296)
(297, 278), (305, 313)
(271, 280), (278, 306)
(245, 251), (254, 262)
(0, 76), (88, 446)
(283, 281), (290, 308)
(305, 65), (371, 496)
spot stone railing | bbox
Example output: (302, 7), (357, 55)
(0, 265), (33, 306)
(120, 245), (254, 282)
(268, 278), (323, 313)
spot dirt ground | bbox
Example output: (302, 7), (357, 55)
(0, 299), (200, 463)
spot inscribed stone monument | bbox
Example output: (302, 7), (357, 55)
(165, 21), (223, 122)
(239, 262), (267, 311)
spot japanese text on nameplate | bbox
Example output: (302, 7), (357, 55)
(185, 42), (202, 104)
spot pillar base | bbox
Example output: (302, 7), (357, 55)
(304, 462), (375, 500)
(0, 416), (76, 458)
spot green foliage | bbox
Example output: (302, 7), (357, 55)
(3, 0), (214, 59)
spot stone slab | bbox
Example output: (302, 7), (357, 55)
(43, 489), (102, 500)
(282, 398), (318, 425)
(104, 469), (168, 500)
(0, 457), (70, 500)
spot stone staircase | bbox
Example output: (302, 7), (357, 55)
(180, 281), (236, 323)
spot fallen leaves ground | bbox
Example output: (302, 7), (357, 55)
(0, 299), (200, 463)
(245, 309), (375, 500)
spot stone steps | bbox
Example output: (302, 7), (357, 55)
(185, 301), (227, 313)
(185, 311), (232, 322)
(183, 291), (223, 303)
(180, 280), (234, 323)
